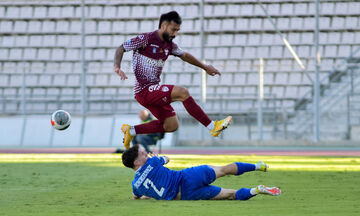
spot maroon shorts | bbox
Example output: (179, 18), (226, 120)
(135, 84), (176, 123)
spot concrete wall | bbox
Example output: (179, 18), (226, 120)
(0, 115), (174, 148)
(351, 126), (360, 140)
(178, 124), (275, 141)
(1, 114), (360, 148)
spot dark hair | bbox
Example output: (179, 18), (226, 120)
(158, 11), (182, 29)
(122, 145), (140, 169)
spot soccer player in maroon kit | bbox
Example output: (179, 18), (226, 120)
(114, 11), (232, 149)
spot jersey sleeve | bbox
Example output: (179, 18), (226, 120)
(133, 187), (142, 198)
(122, 34), (149, 52)
(171, 42), (185, 57)
(151, 156), (165, 165)
(151, 156), (169, 165)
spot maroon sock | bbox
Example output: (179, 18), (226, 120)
(134, 120), (165, 134)
(182, 96), (212, 127)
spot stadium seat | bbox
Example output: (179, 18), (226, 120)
(0, 0), (358, 142)
(6, 7), (19, 18)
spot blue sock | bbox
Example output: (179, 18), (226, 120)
(235, 188), (256, 200)
(235, 162), (256, 175)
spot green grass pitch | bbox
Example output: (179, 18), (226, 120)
(0, 154), (359, 216)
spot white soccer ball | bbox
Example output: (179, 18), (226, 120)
(51, 110), (71, 130)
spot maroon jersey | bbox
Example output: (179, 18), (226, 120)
(122, 30), (185, 94)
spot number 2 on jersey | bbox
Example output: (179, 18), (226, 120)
(143, 178), (165, 197)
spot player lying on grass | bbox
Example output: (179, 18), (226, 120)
(122, 145), (282, 200)
(114, 11), (232, 150)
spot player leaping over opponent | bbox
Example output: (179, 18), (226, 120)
(114, 11), (232, 149)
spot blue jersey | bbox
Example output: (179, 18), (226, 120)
(132, 156), (182, 200)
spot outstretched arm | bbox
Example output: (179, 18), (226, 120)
(113, 45), (128, 80)
(180, 52), (221, 76)
(149, 153), (170, 165)
(161, 156), (170, 164)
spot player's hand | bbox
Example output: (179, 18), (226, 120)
(204, 65), (221, 76)
(114, 65), (128, 80)
(162, 156), (170, 164)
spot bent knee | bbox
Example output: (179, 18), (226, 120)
(163, 121), (179, 132)
(172, 86), (190, 101)
(178, 87), (190, 99)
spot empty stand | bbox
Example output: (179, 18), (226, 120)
(0, 0), (359, 140)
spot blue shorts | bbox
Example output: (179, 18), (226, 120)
(180, 165), (221, 200)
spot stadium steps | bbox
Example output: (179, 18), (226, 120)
(289, 47), (360, 139)
(1, 0), (360, 142)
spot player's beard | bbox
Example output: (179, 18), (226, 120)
(162, 31), (174, 42)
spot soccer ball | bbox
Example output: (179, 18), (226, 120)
(51, 110), (71, 130)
